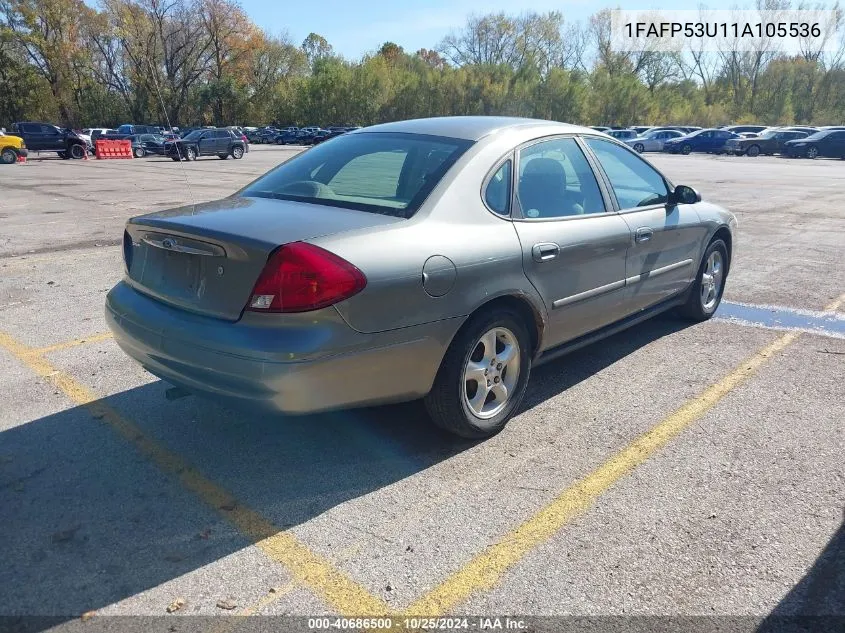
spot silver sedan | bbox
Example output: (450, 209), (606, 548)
(106, 117), (737, 438)
(625, 129), (685, 153)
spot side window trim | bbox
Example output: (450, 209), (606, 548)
(510, 134), (616, 222)
(579, 135), (675, 213)
(480, 151), (515, 218)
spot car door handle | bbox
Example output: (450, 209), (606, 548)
(635, 228), (654, 243)
(532, 242), (560, 262)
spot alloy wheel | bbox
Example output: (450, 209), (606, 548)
(700, 250), (724, 311)
(462, 327), (520, 419)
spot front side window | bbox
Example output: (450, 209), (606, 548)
(585, 137), (669, 209)
(484, 160), (512, 215)
(516, 137), (606, 219)
(241, 132), (471, 218)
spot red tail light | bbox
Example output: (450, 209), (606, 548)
(247, 243), (366, 313)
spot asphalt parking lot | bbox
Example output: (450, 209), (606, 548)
(1, 146), (843, 631)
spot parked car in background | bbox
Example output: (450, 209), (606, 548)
(819, 125), (845, 131)
(783, 129), (845, 158)
(274, 131), (300, 145)
(106, 116), (736, 439)
(663, 128), (740, 154)
(630, 126), (654, 135)
(625, 129), (684, 153)
(608, 129), (638, 140)
(164, 128), (246, 161)
(590, 126), (611, 133)
(126, 134), (167, 157)
(11, 122), (89, 159)
(309, 129), (333, 145)
(0, 129), (27, 164)
(725, 129), (809, 156)
(118, 124), (161, 136)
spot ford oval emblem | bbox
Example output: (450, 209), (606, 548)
(162, 238), (174, 249)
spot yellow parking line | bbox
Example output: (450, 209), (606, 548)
(0, 330), (390, 617)
(405, 331), (799, 615)
(33, 332), (114, 355)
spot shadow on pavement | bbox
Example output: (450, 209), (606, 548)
(757, 513), (845, 632)
(1, 313), (695, 627)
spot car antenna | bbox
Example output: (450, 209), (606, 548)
(147, 58), (195, 206)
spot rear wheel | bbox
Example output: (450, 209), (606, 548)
(681, 144), (692, 155)
(424, 308), (532, 439)
(231, 146), (244, 159)
(679, 239), (729, 321)
(1, 148), (17, 164)
(69, 144), (85, 159)
(634, 143), (645, 153)
(746, 145), (760, 157)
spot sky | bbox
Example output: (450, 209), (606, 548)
(238, 0), (603, 59)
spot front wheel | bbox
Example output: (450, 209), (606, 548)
(634, 143), (645, 153)
(1, 148), (17, 164)
(679, 239), (729, 321)
(185, 147), (196, 161)
(231, 146), (244, 159)
(681, 144), (692, 155)
(806, 146), (818, 159)
(69, 144), (85, 159)
(424, 308), (532, 439)
(133, 147), (145, 158)
(746, 145), (760, 157)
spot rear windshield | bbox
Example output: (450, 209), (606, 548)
(240, 132), (472, 218)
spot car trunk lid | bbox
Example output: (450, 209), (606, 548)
(124, 196), (403, 321)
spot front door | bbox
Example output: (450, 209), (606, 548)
(583, 137), (707, 312)
(508, 136), (632, 349)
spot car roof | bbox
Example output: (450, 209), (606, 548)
(354, 116), (592, 141)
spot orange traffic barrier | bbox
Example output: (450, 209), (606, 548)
(16, 153), (26, 164)
(95, 139), (133, 159)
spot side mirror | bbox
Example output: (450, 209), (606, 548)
(671, 184), (701, 205)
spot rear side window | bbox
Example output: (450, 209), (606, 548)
(241, 132), (472, 218)
(484, 160), (512, 215)
(585, 137), (669, 209)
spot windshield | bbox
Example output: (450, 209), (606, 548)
(240, 132), (472, 218)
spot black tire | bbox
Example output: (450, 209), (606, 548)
(806, 146), (818, 159)
(69, 144), (85, 159)
(58, 151), (68, 159)
(0, 148), (17, 164)
(746, 145), (760, 157)
(678, 238), (729, 322)
(133, 147), (145, 158)
(231, 146), (244, 159)
(681, 144), (692, 155)
(218, 153), (229, 159)
(424, 307), (532, 439)
(634, 143), (645, 153)
(171, 156), (181, 161)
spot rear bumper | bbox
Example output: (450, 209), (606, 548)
(105, 281), (457, 415)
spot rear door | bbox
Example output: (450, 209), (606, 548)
(583, 136), (706, 312)
(509, 135), (632, 348)
(820, 131), (845, 157)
